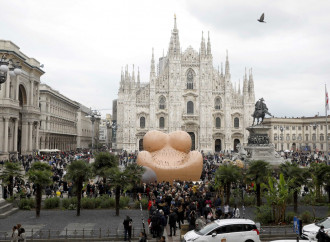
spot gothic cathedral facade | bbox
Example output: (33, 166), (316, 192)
(116, 17), (255, 153)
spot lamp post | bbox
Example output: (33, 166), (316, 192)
(87, 110), (100, 155)
(0, 54), (22, 89)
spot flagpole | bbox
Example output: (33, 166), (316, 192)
(326, 84), (329, 165)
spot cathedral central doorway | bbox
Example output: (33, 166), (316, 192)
(139, 139), (143, 151)
(215, 139), (221, 152)
(188, 132), (195, 150)
(234, 139), (240, 152)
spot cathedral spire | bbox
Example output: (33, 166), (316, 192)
(243, 67), (248, 94)
(238, 79), (241, 94)
(248, 68), (255, 96)
(207, 31), (212, 56)
(168, 14), (180, 57)
(225, 50), (230, 77)
(150, 48), (156, 77)
(137, 66), (140, 88)
(221, 62), (223, 77)
(132, 64), (135, 82)
(200, 31), (206, 57)
(174, 13), (177, 30)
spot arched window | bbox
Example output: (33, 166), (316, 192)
(187, 101), (194, 114)
(234, 117), (239, 128)
(215, 117), (221, 129)
(312, 133), (316, 141)
(286, 134), (290, 141)
(140, 117), (145, 128)
(159, 117), (165, 129)
(187, 69), (194, 89)
(159, 96), (166, 109)
(320, 134), (324, 141)
(214, 97), (221, 110)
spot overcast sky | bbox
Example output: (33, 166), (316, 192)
(1, 0), (329, 118)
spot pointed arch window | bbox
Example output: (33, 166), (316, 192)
(215, 117), (221, 129)
(187, 69), (194, 89)
(187, 101), (194, 114)
(234, 117), (239, 128)
(140, 117), (145, 129)
(215, 97), (221, 110)
(159, 117), (165, 129)
(159, 96), (166, 109)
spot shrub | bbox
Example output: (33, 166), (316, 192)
(44, 197), (60, 209)
(255, 205), (273, 225)
(81, 197), (96, 209)
(119, 196), (130, 208)
(286, 212), (296, 224)
(100, 198), (115, 208)
(61, 197), (78, 209)
(300, 211), (312, 224)
(243, 195), (256, 206)
(18, 198), (35, 210)
(134, 198), (148, 209)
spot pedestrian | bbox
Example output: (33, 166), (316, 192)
(195, 216), (206, 231)
(11, 226), (18, 242)
(316, 225), (330, 242)
(234, 205), (240, 218)
(139, 232), (147, 242)
(224, 203), (229, 218)
(17, 224), (26, 242)
(123, 215), (132, 241)
(168, 209), (178, 236)
(188, 210), (196, 231)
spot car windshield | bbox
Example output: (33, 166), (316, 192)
(195, 222), (219, 235)
(316, 218), (330, 229)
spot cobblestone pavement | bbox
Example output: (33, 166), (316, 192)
(0, 206), (328, 241)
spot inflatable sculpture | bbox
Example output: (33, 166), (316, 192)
(137, 130), (203, 183)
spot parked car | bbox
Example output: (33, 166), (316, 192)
(302, 217), (330, 240)
(183, 219), (260, 242)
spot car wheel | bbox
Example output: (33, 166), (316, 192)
(245, 240), (254, 242)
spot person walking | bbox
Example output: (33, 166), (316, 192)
(11, 226), (18, 242)
(168, 209), (178, 236)
(316, 225), (330, 242)
(123, 216), (132, 241)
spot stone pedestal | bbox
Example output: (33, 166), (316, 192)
(245, 125), (284, 166)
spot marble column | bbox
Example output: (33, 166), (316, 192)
(16, 76), (20, 101)
(36, 122), (39, 150)
(21, 122), (28, 153)
(28, 122), (33, 152)
(30, 80), (34, 106)
(5, 76), (10, 98)
(3, 117), (9, 153)
(13, 119), (18, 152)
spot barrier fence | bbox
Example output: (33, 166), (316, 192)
(0, 227), (146, 241)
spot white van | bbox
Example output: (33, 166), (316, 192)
(183, 219), (260, 242)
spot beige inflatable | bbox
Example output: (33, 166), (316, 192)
(137, 130), (203, 183)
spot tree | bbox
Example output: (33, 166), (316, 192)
(262, 173), (293, 223)
(27, 162), (53, 218)
(309, 163), (328, 202)
(280, 161), (309, 213)
(124, 163), (145, 200)
(93, 152), (118, 183)
(0, 162), (23, 197)
(65, 160), (92, 216)
(108, 164), (144, 216)
(246, 160), (270, 207)
(214, 164), (242, 205)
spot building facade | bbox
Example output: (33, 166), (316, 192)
(263, 116), (330, 152)
(0, 40), (44, 160)
(76, 104), (94, 149)
(39, 84), (79, 150)
(116, 17), (255, 153)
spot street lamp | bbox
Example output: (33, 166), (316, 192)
(0, 54), (22, 89)
(87, 110), (101, 155)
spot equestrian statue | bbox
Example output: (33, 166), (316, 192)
(252, 97), (272, 125)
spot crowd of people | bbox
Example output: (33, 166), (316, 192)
(10, 224), (25, 242)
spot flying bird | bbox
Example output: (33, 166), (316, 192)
(257, 13), (266, 23)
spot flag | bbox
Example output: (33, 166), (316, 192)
(326, 85), (329, 111)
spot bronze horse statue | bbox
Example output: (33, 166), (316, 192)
(252, 109), (272, 125)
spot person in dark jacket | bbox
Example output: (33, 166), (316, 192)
(123, 216), (132, 241)
(316, 225), (330, 242)
(168, 209), (178, 236)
